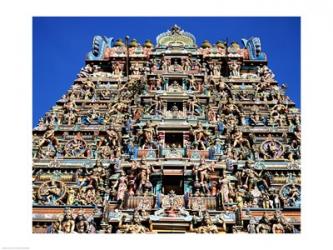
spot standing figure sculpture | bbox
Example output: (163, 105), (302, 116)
(113, 171), (128, 209)
(229, 61), (241, 78)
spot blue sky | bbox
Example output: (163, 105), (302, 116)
(33, 17), (300, 126)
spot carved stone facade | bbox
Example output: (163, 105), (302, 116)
(33, 25), (300, 233)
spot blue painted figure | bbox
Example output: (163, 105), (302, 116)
(208, 144), (216, 160)
(216, 117), (224, 135)
(86, 36), (113, 61)
(242, 37), (267, 61)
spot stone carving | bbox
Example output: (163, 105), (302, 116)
(37, 180), (66, 205)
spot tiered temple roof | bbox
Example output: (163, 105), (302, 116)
(32, 25), (300, 234)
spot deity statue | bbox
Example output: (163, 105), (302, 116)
(218, 172), (233, 203)
(161, 58), (171, 72)
(130, 62), (141, 75)
(232, 128), (251, 149)
(118, 210), (149, 233)
(182, 58), (192, 71)
(192, 161), (215, 195)
(131, 160), (154, 194)
(228, 61), (241, 78)
(187, 96), (201, 115)
(38, 180), (66, 205)
(257, 65), (275, 81)
(168, 80), (183, 92)
(142, 120), (157, 143)
(38, 125), (58, 149)
(256, 212), (271, 233)
(112, 62), (123, 76)
(75, 209), (90, 233)
(113, 171), (128, 209)
(210, 63), (221, 77)
(66, 187), (76, 205)
(59, 208), (75, 233)
(260, 134), (284, 160)
(241, 163), (269, 191)
(193, 211), (219, 233)
(247, 217), (257, 233)
(188, 75), (197, 91)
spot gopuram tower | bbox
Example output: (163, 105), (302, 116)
(32, 25), (301, 234)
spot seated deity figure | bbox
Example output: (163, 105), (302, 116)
(82, 107), (103, 125)
(169, 60), (183, 72)
(75, 209), (90, 233)
(286, 184), (300, 207)
(193, 210), (219, 233)
(60, 208), (76, 233)
(168, 80), (183, 92)
(118, 210), (149, 233)
(256, 212), (271, 233)
(232, 128), (251, 149)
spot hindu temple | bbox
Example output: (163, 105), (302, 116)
(32, 25), (301, 233)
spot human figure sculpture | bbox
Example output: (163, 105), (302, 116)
(193, 161), (215, 194)
(247, 217), (257, 233)
(118, 210), (149, 233)
(75, 209), (90, 233)
(142, 120), (157, 143)
(113, 171), (128, 209)
(229, 61), (241, 78)
(242, 163), (269, 191)
(112, 62), (122, 76)
(187, 96), (201, 115)
(194, 211), (219, 233)
(38, 125), (58, 149)
(130, 62), (141, 75)
(232, 128), (251, 149)
(60, 208), (75, 233)
(190, 122), (211, 150)
(257, 65), (275, 81)
(256, 212), (271, 233)
(210, 63), (221, 77)
(132, 160), (153, 194)
(182, 58), (192, 72)
(219, 173), (233, 203)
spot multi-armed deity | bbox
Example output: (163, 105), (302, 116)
(33, 25), (300, 233)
